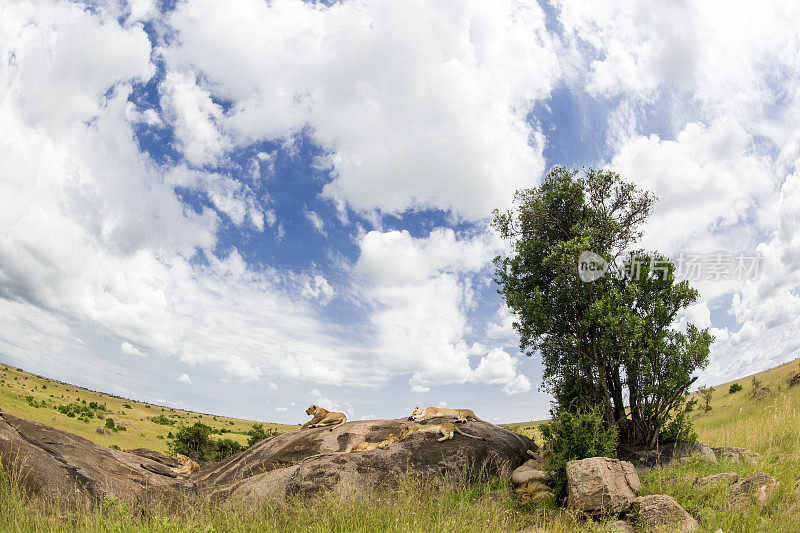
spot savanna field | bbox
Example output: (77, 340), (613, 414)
(2, 359), (800, 532)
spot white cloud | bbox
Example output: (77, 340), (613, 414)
(120, 342), (145, 357)
(275, 406), (287, 412)
(356, 228), (529, 393)
(486, 305), (517, 342)
(159, 70), (232, 167)
(178, 373), (192, 384)
(165, 165), (266, 229)
(304, 208), (327, 238)
(611, 117), (773, 256)
(300, 275), (335, 305)
(163, 0), (561, 218)
(0, 0), (376, 391)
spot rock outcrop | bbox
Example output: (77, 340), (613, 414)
(0, 409), (180, 507)
(712, 447), (760, 465)
(697, 472), (738, 490)
(565, 457), (641, 514)
(729, 473), (780, 507)
(635, 494), (700, 531)
(1, 411), (536, 505)
(194, 418), (535, 501)
(618, 441), (717, 468)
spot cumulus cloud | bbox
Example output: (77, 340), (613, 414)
(159, 70), (233, 167)
(163, 0), (561, 218)
(178, 373), (192, 384)
(611, 117), (773, 256)
(356, 228), (530, 394)
(0, 0), (374, 390)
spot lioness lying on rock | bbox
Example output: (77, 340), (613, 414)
(409, 406), (485, 423)
(351, 433), (399, 452)
(173, 454), (200, 475)
(300, 405), (347, 431)
(399, 422), (485, 442)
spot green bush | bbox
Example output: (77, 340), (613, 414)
(169, 423), (215, 462)
(214, 438), (244, 460)
(150, 415), (176, 426)
(246, 423), (278, 447)
(105, 418), (116, 430)
(169, 422), (247, 463)
(729, 383), (743, 394)
(539, 407), (618, 501)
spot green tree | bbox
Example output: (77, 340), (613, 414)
(492, 166), (713, 447)
(247, 423), (277, 447)
(169, 422), (214, 462)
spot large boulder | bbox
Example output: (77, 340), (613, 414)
(635, 494), (700, 531)
(729, 473), (780, 507)
(192, 418), (535, 500)
(0, 409), (180, 507)
(565, 457), (641, 514)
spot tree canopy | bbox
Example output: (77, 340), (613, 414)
(492, 166), (713, 447)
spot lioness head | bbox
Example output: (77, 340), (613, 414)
(409, 406), (423, 420)
(306, 405), (319, 416)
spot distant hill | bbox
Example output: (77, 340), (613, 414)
(0, 363), (297, 453)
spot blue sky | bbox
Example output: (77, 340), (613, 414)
(2, 0), (800, 424)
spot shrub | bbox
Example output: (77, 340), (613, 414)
(169, 423), (214, 462)
(539, 407), (618, 500)
(150, 415), (176, 426)
(105, 418), (115, 430)
(123, 404), (132, 409)
(247, 423), (278, 447)
(729, 383), (743, 394)
(109, 444), (120, 451)
(214, 438), (244, 460)
(750, 376), (762, 396)
(699, 387), (715, 412)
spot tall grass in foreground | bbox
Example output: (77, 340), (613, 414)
(0, 470), (604, 533)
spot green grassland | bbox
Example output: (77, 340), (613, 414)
(0, 364), (297, 453)
(2, 358), (800, 531)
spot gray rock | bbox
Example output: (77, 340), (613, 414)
(635, 494), (700, 531)
(511, 467), (547, 486)
(126, 448), (182, 468)
(697, 472), (738, 490)
(729, 473), (780, 507)
(712, 446), (760, 465)
(619, 441), (717, 468)
(196, 418), (536, 500)
(565, 457), (641, 514)
(0, 409), (180, 507)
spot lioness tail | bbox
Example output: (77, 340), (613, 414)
(454, 427), (485, 440)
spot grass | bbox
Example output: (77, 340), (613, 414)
(0, 364), (296, 454)
(2, 359), (800, 531)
